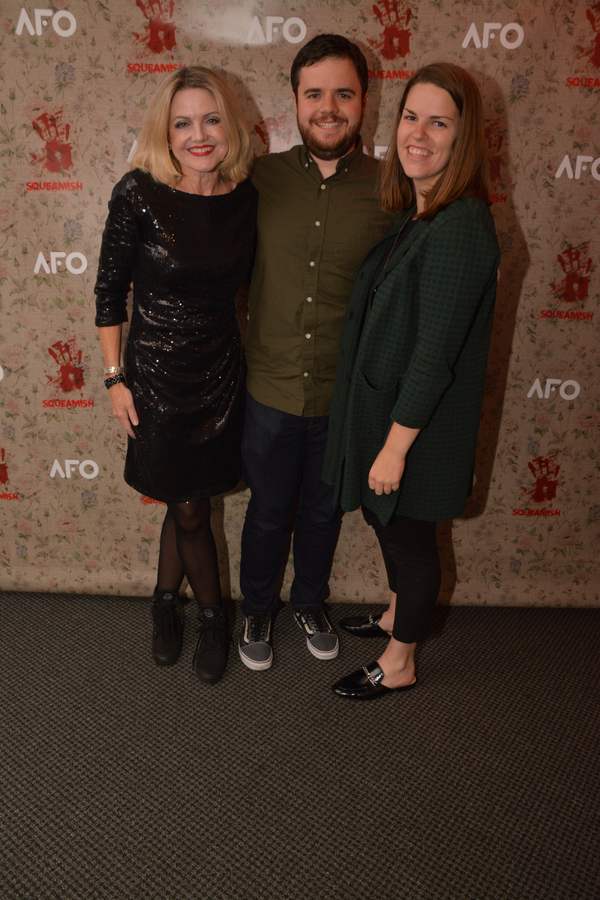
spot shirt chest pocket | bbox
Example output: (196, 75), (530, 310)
(329, 217), (382, 274)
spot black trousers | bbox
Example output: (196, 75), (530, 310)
(362, 506), (441, 644)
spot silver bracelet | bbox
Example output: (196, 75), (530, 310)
(104, 366), (124, 375)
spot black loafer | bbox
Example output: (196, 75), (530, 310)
(151, 591), (184, 666)
(338, 613), (391, 638)
(332, 661), (417, 699)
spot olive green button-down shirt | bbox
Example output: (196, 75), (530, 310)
(245, 140), (395, 417)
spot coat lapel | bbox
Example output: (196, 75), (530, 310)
(372, 210), (426, 291)
(340, 206), (422, 355)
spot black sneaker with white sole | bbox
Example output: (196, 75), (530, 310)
(238, 613), (273, 671)
(293, 607), (339, 660)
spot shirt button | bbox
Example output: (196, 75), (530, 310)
(315, 220), (320, 226)
(303, 372), (309, 377)
(309, 261), (315, 267)
(320, 184), (326, 190)
(307, 297), (313, 302)
(306, 333), (311, 339)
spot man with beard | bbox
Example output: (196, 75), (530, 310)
(239, 34), (395, 671)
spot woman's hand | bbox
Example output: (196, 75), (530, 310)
(108, 381), (139, 439)
(98, 325), (137, 437)
(368, 422), (421, 496)
(368, 447), (406, 495)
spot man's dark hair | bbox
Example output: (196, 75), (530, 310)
(290, 34), (369, 99)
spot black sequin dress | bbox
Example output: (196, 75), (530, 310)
(94, 169), (257, 503)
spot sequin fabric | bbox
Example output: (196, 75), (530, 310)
(94, 169), (257, 503)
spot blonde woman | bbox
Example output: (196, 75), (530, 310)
(95, 67), (257, 684)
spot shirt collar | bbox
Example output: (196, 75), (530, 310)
(300, 136), (365, 177)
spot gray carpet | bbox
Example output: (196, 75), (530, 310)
(0, 591), (599, 900)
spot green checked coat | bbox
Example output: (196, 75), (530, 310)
(322, 196), (501, 525)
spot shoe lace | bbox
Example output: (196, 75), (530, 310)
(194, 609), (227, 657)
(302, 609), (330, 635)
(153, 597), (177, 642)
(247, 614), (271, 643)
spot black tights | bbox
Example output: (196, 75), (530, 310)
(156, 500), (221, 608)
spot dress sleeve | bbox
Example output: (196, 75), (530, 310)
(390, 205), (500, 429)
(94, 173), (140, 327)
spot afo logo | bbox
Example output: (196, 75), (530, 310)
(462, 22), (524, 50)
(246, 16), (307, 45)
(16, 8), (76, 37)
(554, 154), (600, 181)
(50, 459), (99, 480)
(34, 251), (87, 275)
(527, 379), (580, 401)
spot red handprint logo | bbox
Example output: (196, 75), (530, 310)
(46, 338), (85, 393)
(369, 0), (412, 61)
(0, 449), (8, 486)
(550, 243), (593, 305)
(521, 455), (561, 505)
(577, 2), (600, 68)
(484, 118), (506, 184)
(133, 0), (177, 55)
(30, 109), (73, 174)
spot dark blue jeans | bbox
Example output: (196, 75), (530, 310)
(240, 392), (342, 615)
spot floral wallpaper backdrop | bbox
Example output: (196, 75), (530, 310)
(0, 0), (598, 606)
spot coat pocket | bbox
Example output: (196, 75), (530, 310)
(345, 371), (405, 523)
(349, 370), (402, 461)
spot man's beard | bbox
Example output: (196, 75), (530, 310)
(298, 116), (362, 161)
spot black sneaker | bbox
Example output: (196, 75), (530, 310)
(193, 606), (229, 684)
(151, 591), (184, 666)
(238, 614), (273, 671)
(293, 607), (339, 660)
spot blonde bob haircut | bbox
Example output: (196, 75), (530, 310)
(131, 66), (253, 187)
(379, 62), (491, 220)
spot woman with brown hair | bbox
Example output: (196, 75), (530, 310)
(323, 63), (500, 698)
(95, 66), (257, 684)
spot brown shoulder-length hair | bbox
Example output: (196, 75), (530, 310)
(379, 62), (491, 219)
(130, 66), (252, 187)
